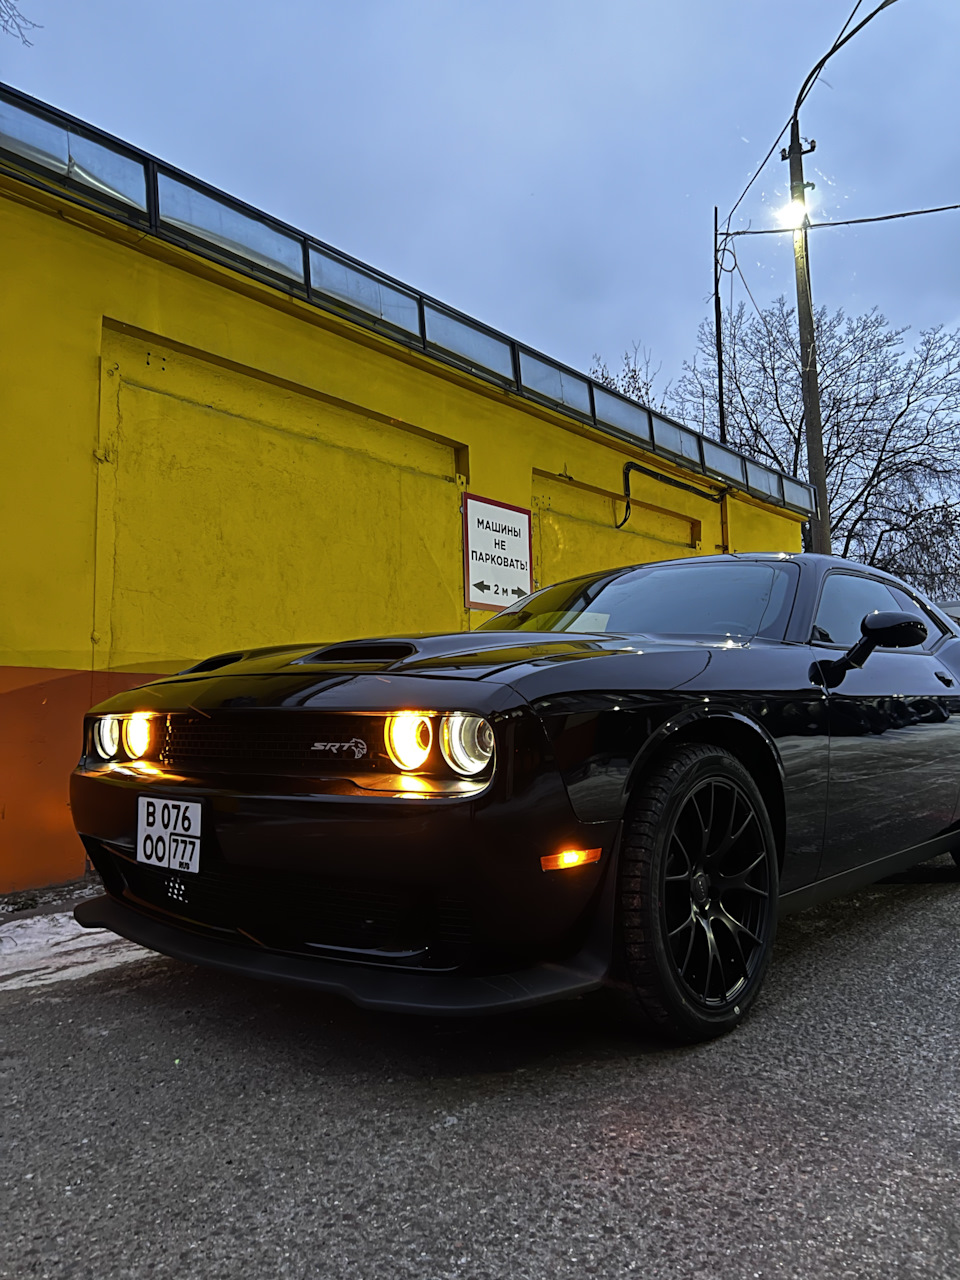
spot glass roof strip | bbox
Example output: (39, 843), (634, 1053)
(519, 352), (592, 416)
(68, 134), (146, 211)
(651, 415), (703, 469)
(0, 97), (67, 172)
(0, 97), (146, 211)
(746, 461), (783, 501)
(593, 387), (652, 443)
(702, 440), (747, 484)
(782, 476), (816, 512)
(158, 174), (304, 284)
(424, 306), (514, 381)
(309, 246), (420, 336)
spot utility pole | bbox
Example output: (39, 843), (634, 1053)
(713, 207), (728, 445)
(782, 122), (831, 553)
(773, 0), (899, 555)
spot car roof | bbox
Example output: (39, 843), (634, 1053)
(540, 551), (873, 593)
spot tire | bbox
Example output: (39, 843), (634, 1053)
(616, 743), (779, 1043)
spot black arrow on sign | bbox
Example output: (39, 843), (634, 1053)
(511, 587), (526, 597)
(473, 581), (491, 593)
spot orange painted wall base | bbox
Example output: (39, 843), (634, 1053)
(0, 667), (163, 892)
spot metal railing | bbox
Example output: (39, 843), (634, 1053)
(0, 82), (817, 516)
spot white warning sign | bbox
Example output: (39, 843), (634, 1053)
(463, 494), (533, 611)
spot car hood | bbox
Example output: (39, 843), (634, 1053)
(167, 629), (740, 679)
(90, 631), (732, 715)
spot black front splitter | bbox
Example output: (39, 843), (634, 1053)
(74, 895), (609, 1015)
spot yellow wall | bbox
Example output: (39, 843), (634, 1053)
(92, 328), (466, 671)
(0, 173), (803, 889)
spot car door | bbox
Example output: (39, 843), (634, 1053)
(813, 570), (960, 877)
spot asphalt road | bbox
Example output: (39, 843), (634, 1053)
(3, 863), (960, 1280)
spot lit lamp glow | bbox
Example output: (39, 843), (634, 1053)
(540, 847), (602, 872)
(94, 715), (121, 759)
(777, 198), (808, 230)
(123, 713), (152, 760)
(384, 712), (433, 771)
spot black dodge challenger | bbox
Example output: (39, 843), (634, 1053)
(72, 553), (960, 1042)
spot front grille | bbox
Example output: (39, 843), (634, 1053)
(156, 713), (383, 775)
(90, 846), (471, 969)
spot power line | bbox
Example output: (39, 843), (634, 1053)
(724, 120), (792, 230)
(714, 196), (959, 354)
(722, 0), (865, 229)
(727, 201), (960, 238)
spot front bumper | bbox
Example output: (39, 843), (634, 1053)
(73, 677), (623, 1008)
(74, 889), (613, 1014)
(72, 749), (620, 987)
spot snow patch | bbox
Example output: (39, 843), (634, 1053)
(0, 911), (150, 991)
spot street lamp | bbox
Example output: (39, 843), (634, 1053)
(780, 0), (899, 555)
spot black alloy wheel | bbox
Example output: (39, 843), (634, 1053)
(616, 743), (778, 1043)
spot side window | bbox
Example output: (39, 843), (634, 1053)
(888, 585), (948, 651)
(812, 574), (902, 648)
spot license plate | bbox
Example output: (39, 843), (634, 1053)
(136, 797), (202, 874)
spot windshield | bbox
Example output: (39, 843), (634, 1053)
(478, 560), (798, 639)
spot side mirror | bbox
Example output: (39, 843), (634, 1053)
(817, 610), (928, 689)
(858, 610), (928, 651)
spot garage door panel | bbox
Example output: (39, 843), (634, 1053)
(534, 477), (701, 589)
(95, 338), (462, 670)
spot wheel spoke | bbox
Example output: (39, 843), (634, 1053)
(729, 811), (756, 848)
(740, 849), (767, 878)
(703, 920), (729, 1001)
(667, 910), (695, 940)
(676, 918), (698, 981)
(702, 783), (716, 859)
(707, 809), (758, 867)
(716, 786), (736, 854)
(665, 831), (694, 880)
(700, 922), (716, 999)
(719, 880), (767, 898)
(686, 784), (713, 861)
(713, 915), (750, 984)
(714, 904), (763, 950)
(714, 850), (768, 893)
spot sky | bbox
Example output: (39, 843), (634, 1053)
(2, 0), (958, 394)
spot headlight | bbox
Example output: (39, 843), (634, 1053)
(384, 712), (433, 771)
(440, 714), (495, 776)
(93, 715), (121, 759)
(123, 713), (152, 760)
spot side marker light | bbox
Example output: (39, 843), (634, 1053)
(540, 848), (602, 872)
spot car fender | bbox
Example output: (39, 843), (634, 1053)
(622, 706), (786, 820)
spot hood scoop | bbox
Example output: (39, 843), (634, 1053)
(179, 651), (246, 674)
(293, 640), (419, 665)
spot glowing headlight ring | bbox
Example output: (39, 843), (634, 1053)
(385, 713), (433, 771)
(123, 713), (152, 760)
(440, 714), (495, 777)
(94, 715), (121, 759)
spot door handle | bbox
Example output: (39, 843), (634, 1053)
(935, 670), (954, 687)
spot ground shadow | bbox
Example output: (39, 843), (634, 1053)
(84, 854), (960, 1087)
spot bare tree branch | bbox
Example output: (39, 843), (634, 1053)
(599, 298), (960, 597)
(590, 342), (673, 416)
(1, 0), (40, 44)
